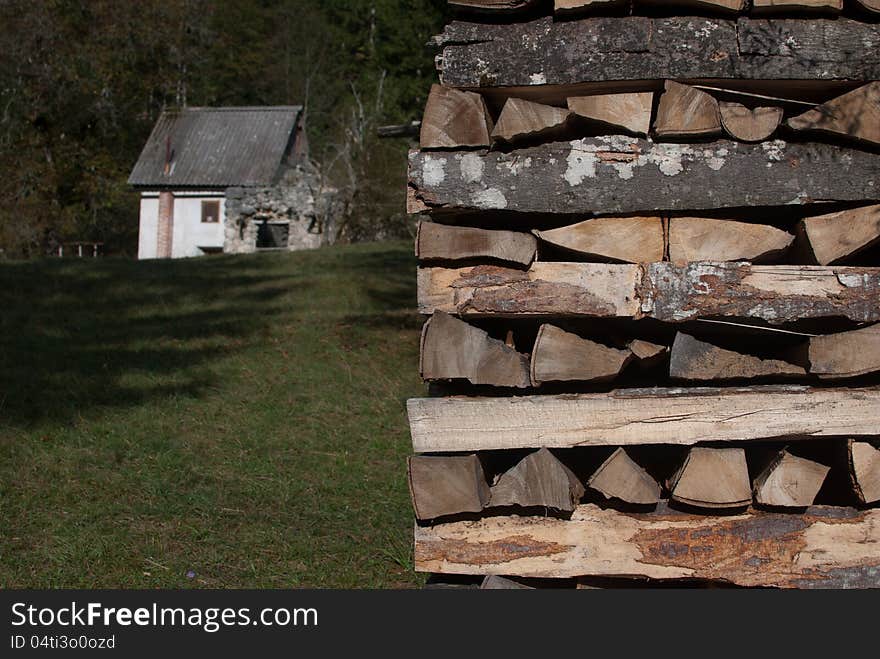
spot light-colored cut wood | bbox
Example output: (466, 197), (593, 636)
(492, 98), (571, 145)
(407, 454), (490, 520)
(628, 340), (668, 367)
(752, 0), (842, 11)
(668, 217), (794, 263)
(849, 440), (880, 505)
(799, 204), (880, 265)
(416, 222), (537, 266)
(489, 448), (585, 512)
(535, 216), (664, 263)
(719, 102), (783, 142)
(414, 503), (880, 587)
(787, 82), (880, 147)
(407, 386), (880, 452)
(668, 447), (751, 509)
(753, 449), (829, 508)
(808, 324), (880, 379)
(420, 85), (493, 149)
(418, 262), (880, 324)
(654, 81), (722, 139)
(531, 324), (634, 385)
(567, 93), (654, 136)
(420, 311), (531, 388)
(587, 448), (661, 505)
(670, 333), (806, 381)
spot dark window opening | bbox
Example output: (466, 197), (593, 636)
(256, 221), (289, 249)
(201, 200), (220, 223)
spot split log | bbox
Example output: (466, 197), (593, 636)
(639, 0), (746, 11)
(669, 333), (806, 381)
(408, 454), (490, 520)
(407, 138), (880, 215)
(628, 340), (668, 367)
(567, 93), (654, 137)
(587, 448), (662, 505)
(414, 502), (880, 587)
(492, 98), (571, 145)
(668, 217), (794, 263)
(555, 0), (627, 12)
(798, 204), (880, 265)
(654, 81), (722, 139)
(431, 17), (880, 87)
(416, 222), (537, 267)
(531, 324), (634, 385)
(719, 102), (783, 142)
(787, 82), (880, 147)
(449, 0), (539, 10)
(808, 324), (880, 379)
(489, 448), (585, 512)
(480, 575), (534, 589)
(849, 440), (880, 505)
(752, 0), (842, 11)
(854, 0), (880, 14)
(420, 311), (531, 388)
(753, 449), (829, 508)
(407, 386), (880, 452)
(668, 447), (752, 509)
(420, 85), (492, 149)
(534, 216), (664, 263)
(418, 262), (880, 324)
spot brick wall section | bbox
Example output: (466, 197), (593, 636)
(156, 191), (174, 258)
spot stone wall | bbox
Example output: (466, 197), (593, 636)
(224, 163), (336, 254)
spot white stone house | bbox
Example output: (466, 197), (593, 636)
(129, 106), (333, 259)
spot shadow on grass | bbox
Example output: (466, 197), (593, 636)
(0, 242), (417, 427)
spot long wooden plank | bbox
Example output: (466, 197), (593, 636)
(418, 262), (880, 324)
(407, 386), (880, 452)
(408, 138), (880, 215)
(432, 17), (880, 87)
(414, 502), (880, 588)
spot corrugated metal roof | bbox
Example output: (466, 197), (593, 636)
(128, 106), (302, 188)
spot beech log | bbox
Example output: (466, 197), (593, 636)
(669, 333), (805, 381)
(531, 324), (634, 385)
(808, 324), (880, 379)
(567, 93), (654, 137)
(587, 448), (661, 505)
(489, 448), (585, 512)
(535, 216), (664, 263)
(420, 85), (492, 149)
(798, 204), (880, 266)
(668, 217), (794, 263)
(416, 221), (537, 266)
(408, 454), (490, 520)
(753, 449), (829, 508)
(787, 82), (880, 147)
(668, 447), (752, 509)
(849, 440), (880, 505)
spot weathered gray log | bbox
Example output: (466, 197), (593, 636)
(432, 17), (880, 87)
(408, 138), (880, 215)
(417, 262), (880, 324)
(407, 386), (880, 452)
(414, 502), (880, 587)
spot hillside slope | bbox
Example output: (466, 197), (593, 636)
(0, 241), (424, 588)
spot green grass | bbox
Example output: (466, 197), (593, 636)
(0, 241), (425, 588)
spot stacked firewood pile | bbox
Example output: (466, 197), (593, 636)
(406, 0), (880, 588)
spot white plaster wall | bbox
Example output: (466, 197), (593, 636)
(137, 194), (159, 260)
(171, 192), (226, 258)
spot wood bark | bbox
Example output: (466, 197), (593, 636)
(753, 449), (829, 508)
(420, 311), (532, 388)
(431, 17), (880, 87)
(668, 447), (752, 509)
(492, 98), (571, 145)
(408, 454), (490, 520)
(587, 448), (662, 505)
(719, 102), (783, 142)
(669, 332), (805, 381)
(798, 204), (880, 266)
(407, 139), (880, 215)
(567, 93), (654, 137)
(489, 448), (585, 512)
(417, 262), (880, 324)
(668, 217), (794, 263)
(808, 324), (880, 380)
(535, 216), (664, 263)
(752, 0), (842, 11)
(787, 82), (880, 147)
(531, 324), (634, 385)
(414, 502), (880, 587)
(849, 440), (880, 505)
(420, 85), (493, 149)
(416, 221), (537, 267)
(654, 81), (722, 139)
(407, 386), (880, 453)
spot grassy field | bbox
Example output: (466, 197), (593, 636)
(0, 241), (426, 588)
